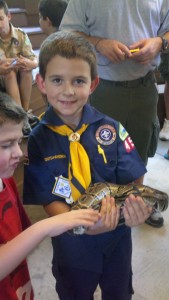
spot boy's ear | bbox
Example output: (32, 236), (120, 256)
(8, 12), (11, 22)
(90, 76), (99, 94)
(36, 73), (46, 95)
(46, 17), (52, 26)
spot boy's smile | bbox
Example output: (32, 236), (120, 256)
(36, 55), (99, 127)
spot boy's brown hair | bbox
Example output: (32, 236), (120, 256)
(0, 92), (26, 126)
(39, 31), (98, 80)
(0, 0), (9, 15)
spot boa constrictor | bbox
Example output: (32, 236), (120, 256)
(70, 182), (168, 234)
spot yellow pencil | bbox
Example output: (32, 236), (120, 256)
(130, 48), (140, 53)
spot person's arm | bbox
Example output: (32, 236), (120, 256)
(75, 31), (132, 63)
(0, 209), (99, 281)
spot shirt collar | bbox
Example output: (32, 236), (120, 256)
(41, 104), (104, 128)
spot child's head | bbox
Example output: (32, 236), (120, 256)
(36, 31), (99, 126)
(0, 92), (26, 178)
(0, 0), (8, 15)
(38, 0), (68, 35)
(0, 0), (11, 38)
(38, 31), (98, 80)
(0, 92), (26, 126)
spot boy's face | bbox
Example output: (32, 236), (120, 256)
(36, 55), (99, 126)
(0, 121), (23, 179)
(0, 9), (11, 38)
(39, 13), (53, 36)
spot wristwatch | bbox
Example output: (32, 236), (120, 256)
(160, 36), (168, 52)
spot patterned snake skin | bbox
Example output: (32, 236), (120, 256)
(71, 182), (169, 234)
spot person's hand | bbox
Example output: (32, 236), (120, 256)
(129, 37), (162, 64)
(86, 195), (120, 235)
(15, 55), (38, 71)
(123, 194), (152, 227)
(0, 59), (14, 75)
(47, 208), (100, 237)
(96, 38), (132, 63)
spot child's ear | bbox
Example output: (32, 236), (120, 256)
(90, 76), (99, 94)
(36, 73), (46, 95)
(46, 17), (52, 27)
(8, 12), (11, 22)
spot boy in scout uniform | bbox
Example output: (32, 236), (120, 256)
(0, 0), (39, 137)
(23, 31), (152, 300)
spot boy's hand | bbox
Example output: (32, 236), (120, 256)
(86, 195), (120, 235)
(48, 209), (100, 237)
(123, 194), (152, 227)
(0, 59), (14, 74)
(14, 55), (38, 71)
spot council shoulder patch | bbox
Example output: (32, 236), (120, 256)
(124, 136), (135, 153)
(119, 123), (128, 141)
(96, 124), (116, 145)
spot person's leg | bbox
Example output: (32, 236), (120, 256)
(19, 70), (32, 111)
(52, 264), (100, 300)
(159, 81), (169, 140)
(4, 70), (22, 106)
(99, 229), (133, 300)
(164, 81), (169, 119)
(19, 70), (39, 128)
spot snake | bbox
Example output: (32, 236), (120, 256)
(70, 182), (169, 234)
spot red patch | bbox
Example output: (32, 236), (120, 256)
(124, 136), (135, 153)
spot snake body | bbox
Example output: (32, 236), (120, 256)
(71, 182), (168, 234)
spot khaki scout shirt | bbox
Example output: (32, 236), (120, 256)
(0, 23), (36, 60)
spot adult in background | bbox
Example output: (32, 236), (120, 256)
(60, 0), (169, 228)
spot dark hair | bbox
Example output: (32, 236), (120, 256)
(0, 0), (8, 15)
(39, 31), (98, 80)
(0, 92), (27, 126)
(38, 0), (67, 29)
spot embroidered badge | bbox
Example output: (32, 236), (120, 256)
(52, 176), (73, 203)
(96, 125), (116, 145)
(119, 124), (128, 141)
(124, 136), (135, 153)
(13, 39), (19, 46)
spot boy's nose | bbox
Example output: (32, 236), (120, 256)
(12, 143), (23, 158)
(63, 83), (75, 95)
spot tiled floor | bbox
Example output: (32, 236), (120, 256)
(24, 139), (169, 300)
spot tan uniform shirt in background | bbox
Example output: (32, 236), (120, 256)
(0, 23), (36, 60)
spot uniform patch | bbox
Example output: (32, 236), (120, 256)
(52, 176), (73, 203)
(124, 136), (135, 153)
(119, 123), (128, 141)
(96, 125), (116, 145)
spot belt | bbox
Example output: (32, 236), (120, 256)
(101, 71), (155, 88)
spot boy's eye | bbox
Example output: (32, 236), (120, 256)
(1, 143), (11, 149)
(52, 78), (62, 84)
(74, 78), (85, 85)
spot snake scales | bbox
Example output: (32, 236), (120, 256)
(71, 182), (168, 234)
